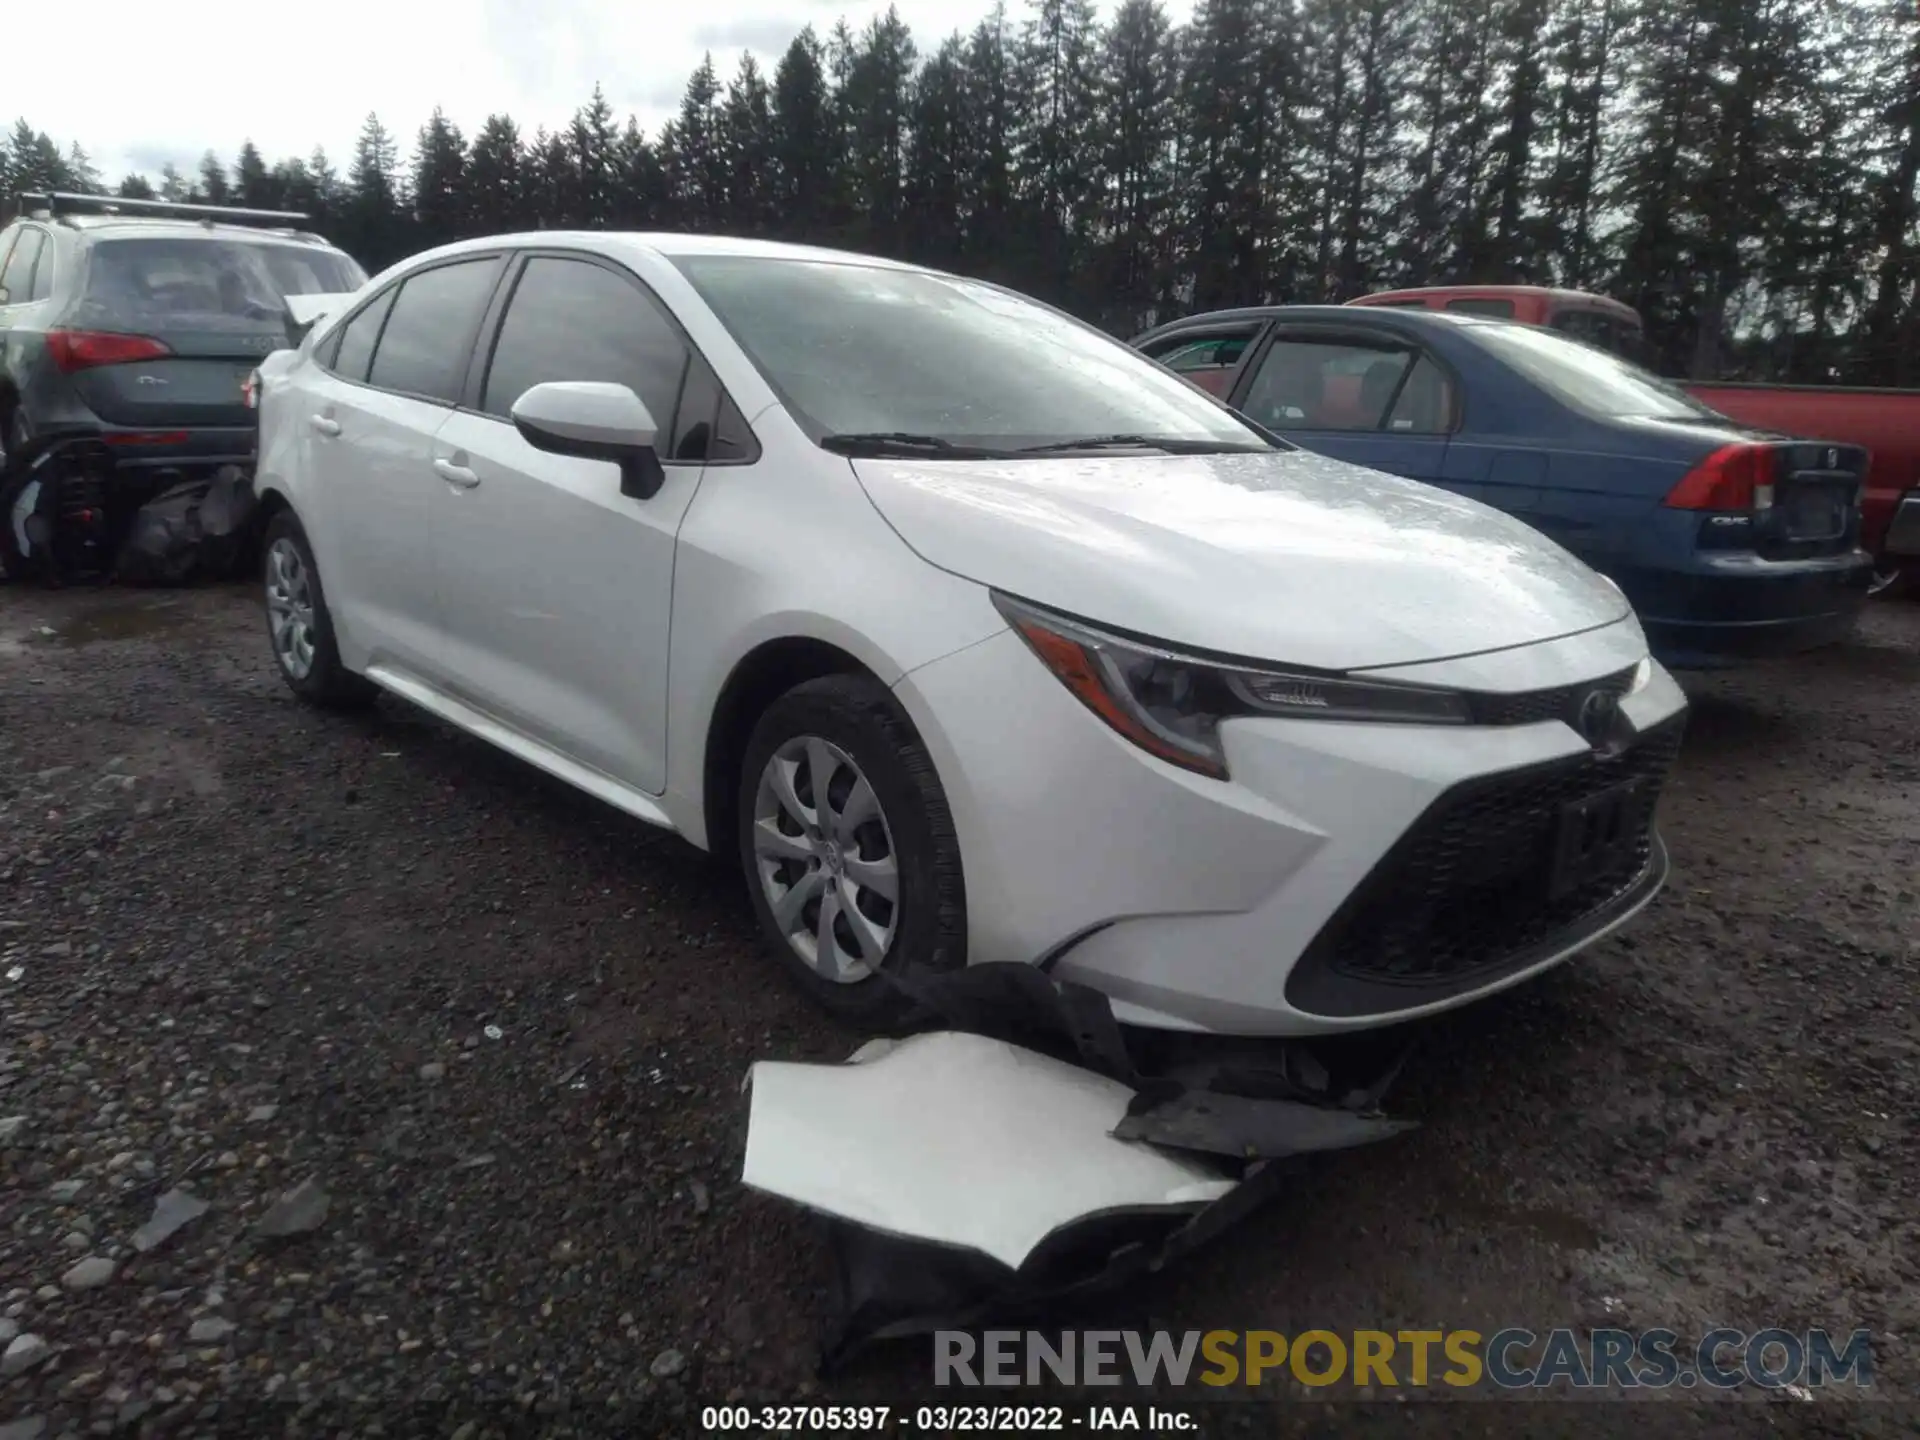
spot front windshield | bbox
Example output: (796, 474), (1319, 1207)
(1463, 320), (1721, 421)
(670, 254), (1274, 453)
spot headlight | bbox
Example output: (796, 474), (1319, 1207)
(992, 593), (1471, 781)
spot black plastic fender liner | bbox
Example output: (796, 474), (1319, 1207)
(878, 959), (1147, 1086)
(1111, 1089), (1416, 1159)
(816, 1159), (1295, 1377)
(874, 959), (1418, 1161)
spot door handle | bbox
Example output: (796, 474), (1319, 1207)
(434, 458), (480, 489)
(309, 414), (340, 437)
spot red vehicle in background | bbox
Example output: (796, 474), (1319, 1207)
(1349, 286), (1920, 595)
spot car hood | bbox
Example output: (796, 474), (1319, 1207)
(851, 448), (1632, 671)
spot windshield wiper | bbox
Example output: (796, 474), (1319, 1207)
(819, 432), (1013, 459)
(1015, 434), (1267, 455)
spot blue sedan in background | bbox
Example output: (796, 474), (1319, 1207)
(1132, 306), (1875, 669)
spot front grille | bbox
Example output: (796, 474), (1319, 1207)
(1287, 715), (1685, 1011)
(1469, 666), (1638, 727)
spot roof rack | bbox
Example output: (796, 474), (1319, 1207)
(17, 190), (312, 228)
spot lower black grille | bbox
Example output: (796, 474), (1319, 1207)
(1285, 715), (1685, 1017)
(1469, 666), (1638, 727)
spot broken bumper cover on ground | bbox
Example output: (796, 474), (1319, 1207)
(741, 965), (1415, 1371)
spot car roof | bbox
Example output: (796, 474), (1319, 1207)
(399, 230), (928, 272)
(1359, 283), (1600, 303)
(1147, 304), (1497, 334)
(50, 215), (342, 250)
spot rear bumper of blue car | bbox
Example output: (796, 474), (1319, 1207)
(1616, 550), (1874, 669)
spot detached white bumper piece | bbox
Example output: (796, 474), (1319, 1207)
(744, 1030), (1236, 1271)
(741, 1025), (1413, 1373)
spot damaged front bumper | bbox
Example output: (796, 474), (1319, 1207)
(741, 964), (1415, 1372)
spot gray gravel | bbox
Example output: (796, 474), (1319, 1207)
(1, 584), (1915, 1438)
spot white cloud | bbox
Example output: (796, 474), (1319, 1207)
(12, 0), (1196, 188)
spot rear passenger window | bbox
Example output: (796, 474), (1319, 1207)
(482, 257), (690, 433)
(1445, 297), (1515, 318)
(1, 230), (45, 304)
(28, 239), (54, 301)
(1384, 356), (1455, 433)
(328, 286), (398, 383)
(366, 260), (499, 403)
(1242, 338), (1414, 432)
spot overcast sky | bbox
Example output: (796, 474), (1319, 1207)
(14, 0), (1197, 189)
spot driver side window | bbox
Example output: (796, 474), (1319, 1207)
(481, 257), (686, 428)
(1143, 328), (1258, 398)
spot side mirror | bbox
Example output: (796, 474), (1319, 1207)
(510, 381), (666, 500)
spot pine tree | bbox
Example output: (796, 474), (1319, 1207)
(905, 35), (972, 268)
(959, 7), (1024, 281)
(772, 28), (838, 241)
(199, 150), (231, 204)
(235, 141), (275, 209)
(569, 85), (621, 226)
(720, 56), (776, 235)
(665, 54), (727, 231)
(615, 118), (668, 227)
(838, 9), (919, 256)
(1095, 0), (1179, 327)
(412, 108), (469, 247)
(1015, 0), (1104, 301)
(463, 116), (524, 232)
(344, 113), (405, 266)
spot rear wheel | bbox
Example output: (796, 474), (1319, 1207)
(737, 674), (967, 1030)
(262, 510), (377, 709)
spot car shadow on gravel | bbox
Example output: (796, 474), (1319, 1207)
(343, 693), (747, 915)
(1670, 686), (1800, 757)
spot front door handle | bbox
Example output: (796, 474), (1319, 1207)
(434, 457), (480, 489)
(309, 414), (341, 437)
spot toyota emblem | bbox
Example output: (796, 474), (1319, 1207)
(1576, 688), (1618, 745)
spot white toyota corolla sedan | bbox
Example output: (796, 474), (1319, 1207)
(250, 232), (1690, 1037)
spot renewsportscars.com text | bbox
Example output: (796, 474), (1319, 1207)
(933, 1328), (1873, 1392)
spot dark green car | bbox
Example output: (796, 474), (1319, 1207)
(0, 191), (366, 575)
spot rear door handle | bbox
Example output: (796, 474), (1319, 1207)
(434, 458), (480, 489)
(309, 415), (340, 437)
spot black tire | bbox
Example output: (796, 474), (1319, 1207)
(261, 509), (378, 710)
(737, 673), (967, 1030)
(0, 467), (32, 584)
(0, 408), (28, 474)
(0, 427), (53, 585)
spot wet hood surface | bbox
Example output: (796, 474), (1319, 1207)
(852, 448), (1630, 671)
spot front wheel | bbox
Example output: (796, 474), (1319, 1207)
(737, 674), (967, 1030)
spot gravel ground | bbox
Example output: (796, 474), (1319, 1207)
(0, 583), (1915, 1439)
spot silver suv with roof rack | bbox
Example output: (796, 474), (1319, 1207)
(0, 190), (367, 576)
